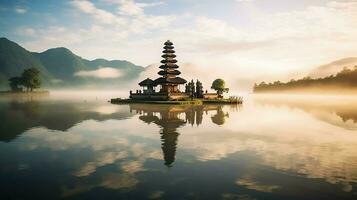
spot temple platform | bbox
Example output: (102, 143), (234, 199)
(110, 97), (243, 105)
(130, 92), (190, 101)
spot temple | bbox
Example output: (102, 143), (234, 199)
(130, 40), (219, 101)
(156, 40), (187, 93)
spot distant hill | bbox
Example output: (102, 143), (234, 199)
(0, 38), (53, 86)
(309, 57), (357, 78)
(0, 37), (144, 89)
(254, 66), (357, 94)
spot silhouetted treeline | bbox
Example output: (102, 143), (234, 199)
(254, 66), (357, 93)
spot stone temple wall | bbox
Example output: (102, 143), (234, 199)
(130, 93), (189, 101)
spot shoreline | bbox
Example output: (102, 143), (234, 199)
(0, 91), (50, 97)
(110, 98), (243, 105)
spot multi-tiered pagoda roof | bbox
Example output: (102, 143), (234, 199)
(154, 40), (187, 85)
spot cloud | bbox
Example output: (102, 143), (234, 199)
(71, 0), (126, 25)
(15, 7), (27, 14)
(116, 0), (164, 16)
(16, 27), (36, 36)
(163, 1), (357, 82)
(121, 160), (145, 174)
(71, 0), (173, 32)
(236, 178), (280, 193)
(100, 173), (139, 189)
(236, 0), (254, 3)
(74, 67), (122, 78)
(13, 0), (357, 87)
(148, 191), (164, 199)
(117, 0), (145, 16)
(75, 151), (128, 177)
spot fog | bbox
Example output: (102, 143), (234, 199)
(254, 86), (357, 95)
(41, 90), (129, 101)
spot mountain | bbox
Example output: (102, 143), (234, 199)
(254, 66), (357, 93)
(0, 37), (144, 89)
(309, 57), (357, 78)
(84, 58), (144, 82)
(0, 38), (53, 86)
(32, 47), (88, 81)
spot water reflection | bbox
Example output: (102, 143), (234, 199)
(1, 96), (357, 199)
(0, 99), (133, 141)
(254, 95), (357, 130)
(130, 104), (235, 166)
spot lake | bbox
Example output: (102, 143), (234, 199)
(1, 93), (357, 200)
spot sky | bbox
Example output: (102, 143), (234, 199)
(1, 0), (357, 85)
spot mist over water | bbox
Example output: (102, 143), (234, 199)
(48, 90), (129, 100)
(1, 93), (357, 199)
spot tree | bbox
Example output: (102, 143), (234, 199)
(254, 65), (357, 92)
(302, 76), (312, 81)
(195, 80), (203, 98)
(8, 77), (23, 92)
(21, 68), (41, 91)
(211, 79), (229, 98)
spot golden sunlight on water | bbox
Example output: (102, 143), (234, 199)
(1, 93), (357, 199)
(251, 95), (357, 186)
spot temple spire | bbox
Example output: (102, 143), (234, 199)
(154, 40), (187, 93)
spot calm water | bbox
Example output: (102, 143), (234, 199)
(1, 94), (357, 200)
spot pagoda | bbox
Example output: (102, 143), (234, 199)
(129, 40), (218, 101)
(154, 40), (187, 93)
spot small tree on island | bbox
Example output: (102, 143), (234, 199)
(8, 77), (23, 92)
(8, 67), (41, 92)
(211, 79), (229, 98)
(21, 68), (41, 92)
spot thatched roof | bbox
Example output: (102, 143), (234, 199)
(139, 78), (156, 86)
(162, 54), (176, 58)
(164, 40), (173, 45)
(163, 46), (174, 50)
(159, 64), (179, 69)
(158, 70), (181, 76)
(161, 59), (177, 64)
(163, 49), (175, 54)
(154, 77), (187, 84)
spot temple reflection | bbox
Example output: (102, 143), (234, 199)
(129, 104), (238, 167)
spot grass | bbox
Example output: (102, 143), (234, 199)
(203, 97), (243, 104)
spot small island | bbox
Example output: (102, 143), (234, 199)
(111, 40), (242, 105)
(0, 67), (49, 97)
